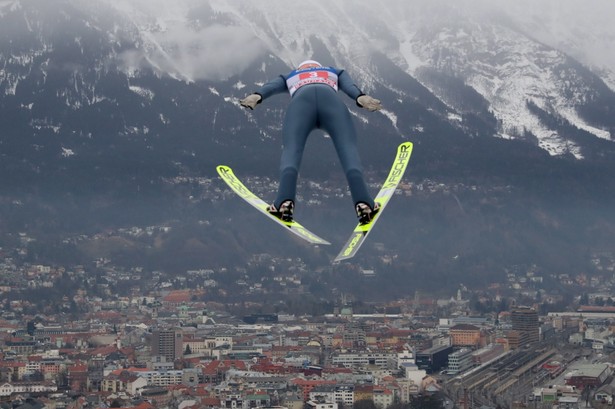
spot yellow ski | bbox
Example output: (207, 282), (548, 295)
(334, 141), (413, 262)
(216, 165), (330, 245)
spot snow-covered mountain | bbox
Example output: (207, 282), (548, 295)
(103, 0), (615, 158)
(2, 0), (614, 159)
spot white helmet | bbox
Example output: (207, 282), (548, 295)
(298, 60), (322, 69)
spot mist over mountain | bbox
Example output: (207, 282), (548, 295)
(1, 0), (615, 294)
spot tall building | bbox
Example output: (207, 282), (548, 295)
(415, 345), (453, 373)
(449, 324), (481, 347)
(151, 328), (183, 361)
(511, 307), (539, 346)
(447, 348), (474, 374)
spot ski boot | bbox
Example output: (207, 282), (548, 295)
(356, 202), (380, 225)
(268, 200), (294, 222)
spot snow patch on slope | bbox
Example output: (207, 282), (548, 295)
(129, 85), (154, 100)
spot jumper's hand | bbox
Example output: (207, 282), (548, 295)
(357, 95), (382, 112)
(240, 94), (262, 110)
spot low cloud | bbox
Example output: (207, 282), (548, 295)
(119, 24), (264, 82)
(150, 24), (265, 81)
(110, 0), (615, 79)
(102, 0), (265, 81)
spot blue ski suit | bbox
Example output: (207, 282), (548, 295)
(253, 65), (375, 210)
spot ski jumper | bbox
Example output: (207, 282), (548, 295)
(255, 65), (374, 209)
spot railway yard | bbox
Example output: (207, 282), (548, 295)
(441, 340), (590, 408)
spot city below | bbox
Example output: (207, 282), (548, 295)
(2, 254), (615, 409)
